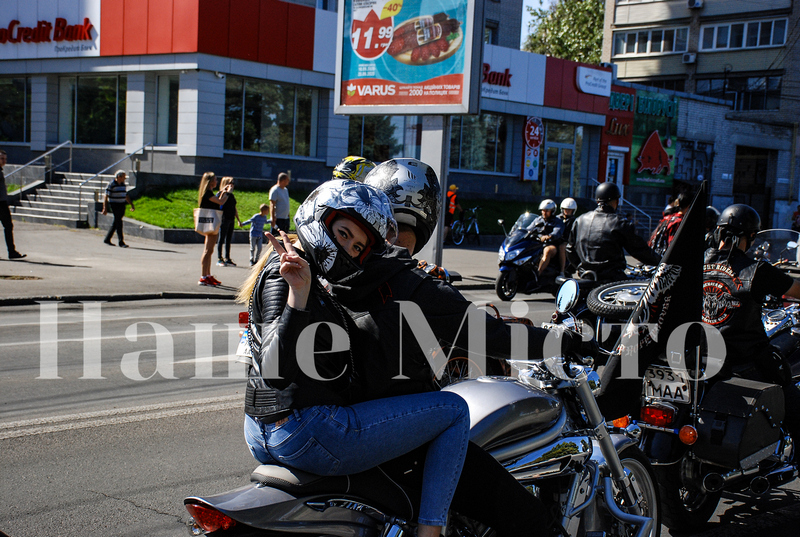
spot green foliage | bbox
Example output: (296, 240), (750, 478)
(128, 187), (306, 230)
(523, 0), (604, 65)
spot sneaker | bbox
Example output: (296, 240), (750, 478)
(207, 276), (222, 286)
(8, 251), (26, 260)
(224, 259), (237, 267)
(198, 276), (212, 286)
(216, 259), (226, 267)
(103, 240), (114, 246)
(118, 242), (129, 248)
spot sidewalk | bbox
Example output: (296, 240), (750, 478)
(0, 222), (500, 305)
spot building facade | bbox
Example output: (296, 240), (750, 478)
(602, 0), (800, 226)
(1, 0), (615, 207)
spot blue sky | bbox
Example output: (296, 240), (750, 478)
(520, 1), (535, 48)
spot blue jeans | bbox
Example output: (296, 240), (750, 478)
(249, 234), (263, 264)
(244, 391), (470, 526)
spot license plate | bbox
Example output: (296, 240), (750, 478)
(643, 366), (692, 403)
(236, 330), (252, 359)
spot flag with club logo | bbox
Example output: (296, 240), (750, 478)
(597, 182), (708, 418)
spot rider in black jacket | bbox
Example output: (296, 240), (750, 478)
(703, 204), (800, 446)
(567, 182), (660, 281)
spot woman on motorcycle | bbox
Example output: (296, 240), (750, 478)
(240, 179), (470, 537)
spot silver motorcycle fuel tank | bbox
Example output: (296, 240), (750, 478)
(443, 377), (564, 451)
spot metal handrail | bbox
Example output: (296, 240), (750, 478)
(77, 143), (153, 221)
(5, 141), (74, 183)
(588, 178), (653, 236)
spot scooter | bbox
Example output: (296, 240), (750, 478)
(496, 213), (559, 300)
(186, 285), (660, 537)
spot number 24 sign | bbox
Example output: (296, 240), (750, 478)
(525, 117), (543, 149)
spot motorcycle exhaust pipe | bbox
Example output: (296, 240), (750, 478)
(749, 476), (771, 496)
(703, 466), (760, 493)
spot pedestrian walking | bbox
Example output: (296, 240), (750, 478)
(242, 204), (269, 266)
(102, 170), (135, 248)
(0, 149), (25, 259)
(216, 176), (241, 266)
(197, 171), (231, 287)
(268, 172), (291, 234)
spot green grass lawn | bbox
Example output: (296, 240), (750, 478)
(129, 187), (306, 230)
(128, 186), (539, 234)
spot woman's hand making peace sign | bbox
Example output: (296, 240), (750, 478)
(266, 231), (311, 309)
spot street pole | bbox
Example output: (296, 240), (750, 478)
(417, 115), (451, 267)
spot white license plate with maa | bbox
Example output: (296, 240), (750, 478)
(643, 365), (691, 403)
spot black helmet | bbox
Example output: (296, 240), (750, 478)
(705, 206), (720, 231)
(595, 182), (621, 202)
(716, 204), (760, 241)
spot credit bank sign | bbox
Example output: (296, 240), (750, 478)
(0, 1), (100, 60)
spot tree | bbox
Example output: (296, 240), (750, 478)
(523, 0), (604, 65)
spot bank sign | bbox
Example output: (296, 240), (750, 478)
(335, 0), (481, 114)
(0, 2), (100, 60)
(630, 90), (679, 188)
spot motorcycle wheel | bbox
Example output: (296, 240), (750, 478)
(614, 448), (661, 537)
(451, 221), (465, 245)
(586, 280), (649, 320)
(655, 460), (721, 532)
(495, 270), (518, 301)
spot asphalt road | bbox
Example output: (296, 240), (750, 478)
(2, 295), (800, 536)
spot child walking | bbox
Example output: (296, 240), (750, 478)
(242, 204), (269, 266)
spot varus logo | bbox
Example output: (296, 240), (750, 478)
(353, 83), (396, 96)
(482, 63), (512, 87)
(0, 18), (94, 44)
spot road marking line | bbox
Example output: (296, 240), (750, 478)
(0, 394), (242, 439)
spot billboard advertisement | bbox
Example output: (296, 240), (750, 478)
(0, 0), (100, 60)
(335, 0), (482, 115)
(630, 90), (679, 187)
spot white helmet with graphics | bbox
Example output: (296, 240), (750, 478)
(294, 180), (397, 283)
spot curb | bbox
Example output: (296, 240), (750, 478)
(0, 291), (238, 307)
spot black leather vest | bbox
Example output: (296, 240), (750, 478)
(702, 248), (765, 364)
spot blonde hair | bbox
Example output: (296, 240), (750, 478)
(197, 172), (216, 207)
(219, 176), (234, 190)
(236, 233), (300, 304)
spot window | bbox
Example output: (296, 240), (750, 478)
(449, 113), (509, 173)
(0, 78), (31, 143)
(59, 76), (126, 145)
(696, 75), (782, 111)
(612, 27), (689, 56)
(485, 20), (499, 45)
(700, 19), (788, 51)
(156, 75), (179, 145)
(348, 116), (419, 162)
(224, 76), (318, 157)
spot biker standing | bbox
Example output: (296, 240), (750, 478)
(703, 204), (800, 445)
(567, 182), (660, 281)
(526, 199), (564, 276)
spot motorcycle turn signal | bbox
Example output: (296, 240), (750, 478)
(679, 425), (698, 445)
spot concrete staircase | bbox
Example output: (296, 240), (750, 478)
(11, 172), (115, 228)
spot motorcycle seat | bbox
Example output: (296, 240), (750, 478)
(251, 464), (416, 520)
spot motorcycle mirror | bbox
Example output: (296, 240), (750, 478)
(788, 241), (798, 249)
(497, 219), (504, 225)
(555, 279), (579, 314)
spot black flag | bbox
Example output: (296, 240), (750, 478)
(597, 182), (708, 418)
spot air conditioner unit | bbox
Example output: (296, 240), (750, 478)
(682, 53), (697, 64)
(688, 0), (704, 9)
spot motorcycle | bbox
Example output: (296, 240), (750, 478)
(495, 213), (560, 300)
(550, 266), (655, 353)
(632, 229), (800, 532)
(186, 284), (661, 537)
